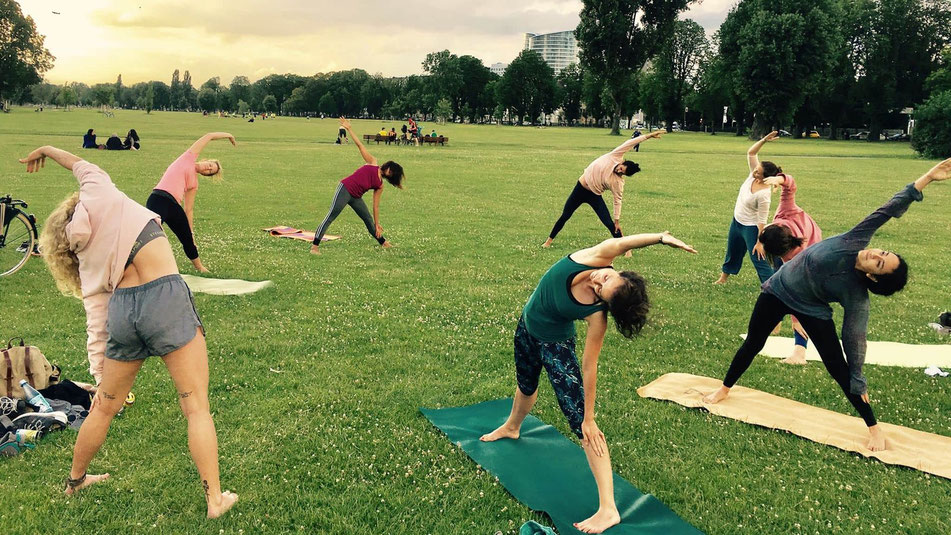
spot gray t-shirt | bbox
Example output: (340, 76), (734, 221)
(763, 183), (923, 394)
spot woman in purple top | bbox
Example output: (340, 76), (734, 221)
(703, 157), (951, 452)
(311, 117), (405, 255)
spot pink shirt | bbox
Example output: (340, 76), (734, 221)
(154, 150), (199, 203)
(771, 174), (822, 262)
(342, 165), (382, 198)
(579, 138), (640, 221)
(67, 161), (160, 381)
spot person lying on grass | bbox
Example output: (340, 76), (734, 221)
(704, 157), (951, 452)
(311, 117), (405, 255)
(146, 132), (236, 273)
(21, 146), (237, 519)
(481, 231), (697, 534)
(758, 171), (823, 364)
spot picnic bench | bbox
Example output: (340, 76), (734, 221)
(422, 135), (448, 146)
(363, 134), (398, 144)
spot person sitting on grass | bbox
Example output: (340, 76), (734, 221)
(758, 171), (823, 364)
(104, 133), (124, 151)
(122, 128), (140, 151)
(146, 132), (236, 273)
(311, 117), (404, 255)
(21, 145), (237, 518)
(82, 129), (101, 149)
(703, 157), (951, 452)
(481, 231), (697, 534)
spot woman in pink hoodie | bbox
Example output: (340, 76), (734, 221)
(22, 146), (237, 519)
(758, 172), (823, 364)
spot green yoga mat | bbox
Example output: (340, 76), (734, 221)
(421, 399), (702, 535)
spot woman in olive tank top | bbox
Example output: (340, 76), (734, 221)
(481, 231), (696, 534)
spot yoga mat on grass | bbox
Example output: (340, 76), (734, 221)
(741, 334), (951, 368)
(638, 373), (951, 479)
(421, 399), (702, 535)
(180, 274), (272, 295)
(263, 226), (340, 242)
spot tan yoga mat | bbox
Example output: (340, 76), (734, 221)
(741, 334), (951, 368)
(263, 226), (341, 242)
(637, 373), (951, 479)
(180, 274), (273, 295)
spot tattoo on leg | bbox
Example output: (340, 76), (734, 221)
(202, 479), (210, 497)
(179, 391), (192, 399)
(101, 391), (116, 400)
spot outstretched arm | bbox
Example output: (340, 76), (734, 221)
(573, 231), (697, 267)
(187, 132), (236, 156)
(609, 130), (664, 158)
(748, 131), (778, 171)
(340, 117), (377, 165)
(19, 146), (82, 173)
(580, 311), (608, 457)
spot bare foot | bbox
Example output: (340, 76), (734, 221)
(782, 347), (807, 365)
(713, 273), (729, 285)
(702, 386), (730, 404)
(574, 507), (621, 534)
(866, 426), (886, 452)
(310, 245), (321, 255)
(480, 424), (520, 442)
(381, 241), (393, 249)
(542, 238), (553, 248)
(64, 473), (110, 495)
(207, 490), (239, 519)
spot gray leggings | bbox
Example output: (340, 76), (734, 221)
(314, 183), (385, 245)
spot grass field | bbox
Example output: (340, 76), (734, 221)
(1, 107), (950, 535)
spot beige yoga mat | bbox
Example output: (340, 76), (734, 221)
(637, 372), (951, 479)
(741, 334), (951, 368)
(263, 226), (340, 242)
(180, 274), (273, 295)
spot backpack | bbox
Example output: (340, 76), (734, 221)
(1, 338), (57, 399)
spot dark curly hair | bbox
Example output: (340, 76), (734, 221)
(607, 271), (650, 338)
(761, 160), (783, 178)
(621, 160), (641, 177)
(864, 254), (908, 296)
(380, 161), (405, 189)
(759, 225), (804, 266)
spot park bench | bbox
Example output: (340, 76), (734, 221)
(363, 134), (399, 145)
(422, 135), (448, 146)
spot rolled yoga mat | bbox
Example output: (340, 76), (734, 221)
(421, 399), (702, 535)
(638, 373), (951, 479)
(740, 334), (951, 368)
(263, 226), (340, 242)
(180, 274), (273, 295)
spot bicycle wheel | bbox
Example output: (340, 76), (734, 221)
(0, 211), (34, 276)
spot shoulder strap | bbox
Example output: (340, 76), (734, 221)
(24, 347), (34, 388)
(2, 349), (11, 396)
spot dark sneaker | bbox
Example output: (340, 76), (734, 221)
(12, 411), (67, 434)
(0, 396), (26, 418)
(0, 431), (24, 457)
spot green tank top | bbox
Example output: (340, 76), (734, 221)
(523, 256), (608, 342)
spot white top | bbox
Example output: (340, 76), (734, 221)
(733, 173), (771, 226)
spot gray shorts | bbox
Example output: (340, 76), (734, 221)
(105, 274), (204, 361)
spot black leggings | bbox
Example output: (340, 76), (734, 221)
(145, 190), (199, 260)
(723, 292), (877, 426)
(548, 182), (622, 240)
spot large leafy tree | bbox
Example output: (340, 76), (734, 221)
(644, 19), (708, 131)
(912, 48), (951, 158)
(719, 0), (839, 138)
(558, 63), (585, 125)
(496, 49), (558, 125)
(576, 0), (694, 135)
(0, 0), (55, 103)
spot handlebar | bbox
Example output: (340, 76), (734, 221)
(0, 195), (27, 208)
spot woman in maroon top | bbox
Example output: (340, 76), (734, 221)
(311, 117), (405, 255)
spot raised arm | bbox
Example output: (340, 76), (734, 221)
(609, 130), (664, 158)
(187, 132), (236, 156)
(19, 146), (82, 173)
(748, 131), (778, 171)
(579, 311), (608, 456)
(340, 117), (377, 165)
(573, 231), (697, 267)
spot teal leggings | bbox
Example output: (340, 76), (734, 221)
(721, 217), (774, 284)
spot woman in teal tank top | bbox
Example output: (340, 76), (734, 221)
(481, 231), (697, 534)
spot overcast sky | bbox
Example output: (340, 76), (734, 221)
(19, 0), (735, 85)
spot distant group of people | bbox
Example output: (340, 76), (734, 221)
(82, 129), (140, 151)
(338, 117), (436, 146)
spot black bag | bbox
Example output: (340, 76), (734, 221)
(939, 311), (951, 328)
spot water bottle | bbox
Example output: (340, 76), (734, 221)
(19, 380), (52, 413)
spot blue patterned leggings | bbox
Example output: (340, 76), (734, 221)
(514, 316), (585, 439)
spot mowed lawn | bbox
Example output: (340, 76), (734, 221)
(1, 108), (950, 535)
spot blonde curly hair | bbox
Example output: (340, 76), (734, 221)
(39, 192), (82, 298)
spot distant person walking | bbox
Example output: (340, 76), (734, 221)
(145, 132), (236, 273)
(543, 131), (664, 248)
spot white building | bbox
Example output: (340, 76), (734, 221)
(523, 30), (579, 74)
(490, 62), (508, 77)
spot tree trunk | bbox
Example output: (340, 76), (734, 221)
(868, 121), (882, 143)
(750, 115), (771, 139)
(828, 123), (838, 141)
(609, 101), (621, 135)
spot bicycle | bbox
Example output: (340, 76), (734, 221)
(0, 195), (40, 276)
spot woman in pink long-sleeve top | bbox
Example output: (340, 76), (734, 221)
(758, 172), (823, 364)
(21, 146), (237, 519)
(542, 130), (664, 248)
